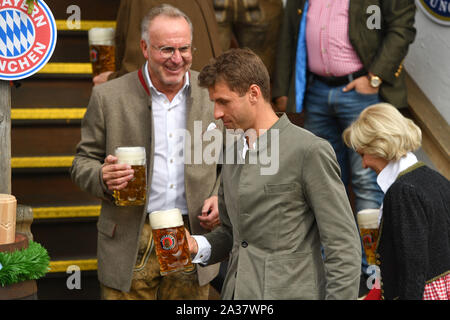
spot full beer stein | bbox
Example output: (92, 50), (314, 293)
(149, 209), (194, 275)
(88, 27), (115, 76)
(357, 208), (380, 266)
(113, 147), (147, 206)
(0, 194), (17, 245)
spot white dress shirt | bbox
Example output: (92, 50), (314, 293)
(376, 152), (418, 225)
(144, 62), (189, 215)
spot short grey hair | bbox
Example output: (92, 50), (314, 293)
(140, 4), (193, 45)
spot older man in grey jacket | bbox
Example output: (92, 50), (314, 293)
(187, 48), (361, 300)
(71, 5), (221, 300)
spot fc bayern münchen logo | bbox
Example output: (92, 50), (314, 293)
(417, 0), (450, 26)
(0, 0), (56, 80)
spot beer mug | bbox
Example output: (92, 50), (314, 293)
(113, 147), (147, 206)
(149, 209), (194, 275)
(88, 27), (115, 76)
(0, 194), (17, 245)
(357, 208), (380, 266)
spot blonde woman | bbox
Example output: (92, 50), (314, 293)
(343, 103), (450, 300)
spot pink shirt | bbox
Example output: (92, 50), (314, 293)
(306, 0), (364, 77)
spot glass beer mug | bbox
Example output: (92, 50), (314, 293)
(0, 194), (17, 245)
(149, 209), (194, 275)
(357, 208), (381, 266)
(88, 27), (116, 76)
(113, 147), (147, 206)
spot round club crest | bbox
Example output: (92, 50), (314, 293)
(0, 0), (57, 80)
(417, 0), (450, 26)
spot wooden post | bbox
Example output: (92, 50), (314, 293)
(0, 81), (34, 241)
(0, 81), (11, 195)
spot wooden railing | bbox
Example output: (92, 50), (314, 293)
(405, 73), (450, 179)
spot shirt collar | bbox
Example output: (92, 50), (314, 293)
(242, 137), (257, 160)
(240, 114), (289, 159)
(377, 152), (418, 194)
(143, 61), (190, 97)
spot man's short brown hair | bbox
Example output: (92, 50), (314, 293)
(198, 48), (271, 102)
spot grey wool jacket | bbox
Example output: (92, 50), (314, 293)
(205, 114), (362, 300)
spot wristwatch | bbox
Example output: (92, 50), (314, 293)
(369, 74), (382, 88)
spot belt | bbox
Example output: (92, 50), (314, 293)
(313, 69), (367, 87)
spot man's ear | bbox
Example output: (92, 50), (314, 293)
(141, 39), (149, 60)
(248, 84), (261, 104)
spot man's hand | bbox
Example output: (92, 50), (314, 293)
(198, 195), (220, 230)
(101, 155), (134, 191)
(185, 228), (198, 255)
(93, 71), (113, 86)
(342, 75), (379, 95)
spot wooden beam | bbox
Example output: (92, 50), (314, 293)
(38, 63), (92, 74)
(55, 20), (116, 31)
(405, 73), (450, 179)
(11, 156), (74, 169)
(11, 108), (86, 120)
(49, 259), (98, 273)
(0, 81), (11, 194)
(33, 205), (101, 220)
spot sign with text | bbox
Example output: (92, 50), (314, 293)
(0, 0), (56, 80)
(417, 0), (450, 26)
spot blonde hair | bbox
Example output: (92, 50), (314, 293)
(342, 103), (422, 161)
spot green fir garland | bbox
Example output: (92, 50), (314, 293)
(0, 241), (50, 287)
(26, 0), (38, 14)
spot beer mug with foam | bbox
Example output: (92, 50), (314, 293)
(149, 209), (194, 275)
(113, 147), (147, 206)
(0, 194), (17, 245)
(357, 208), (380, 266)
(88, 27), (115, 76)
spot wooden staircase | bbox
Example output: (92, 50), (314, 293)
(8, 0), (448, 301)
(10, 0), (120, 299)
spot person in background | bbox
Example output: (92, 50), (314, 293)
(93, 0), (222, 85)
(212, 0), (283, 79)
(271, 0), (417, 294)
(343, 103), (450, 300)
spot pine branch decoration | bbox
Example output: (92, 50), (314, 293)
(26, 0), (38, 15)
(0, 241), (50, 287)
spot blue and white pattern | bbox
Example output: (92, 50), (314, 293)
(0, 9), (35, 58)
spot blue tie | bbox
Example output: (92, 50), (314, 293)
(295, 0), (309, 113)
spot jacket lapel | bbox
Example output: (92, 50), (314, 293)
(137, 65), (155, 197)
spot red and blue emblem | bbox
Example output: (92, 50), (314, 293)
(160, 233), (177, 251)
(0, 0), (56, 80)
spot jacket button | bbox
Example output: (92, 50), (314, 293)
(241, 241), (248, 248)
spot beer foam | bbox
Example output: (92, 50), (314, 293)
(149, 209), (184, 229)
(357, 208), (380, 229)
(88, 28), (115, 45)
(115, 147), (146, 165)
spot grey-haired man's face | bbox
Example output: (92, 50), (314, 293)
(141, 15), (192, 92)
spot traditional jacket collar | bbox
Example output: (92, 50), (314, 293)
(377, 152), (418, 194)
(242, 113), (290, 158)
(138, 62), (190, 97)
